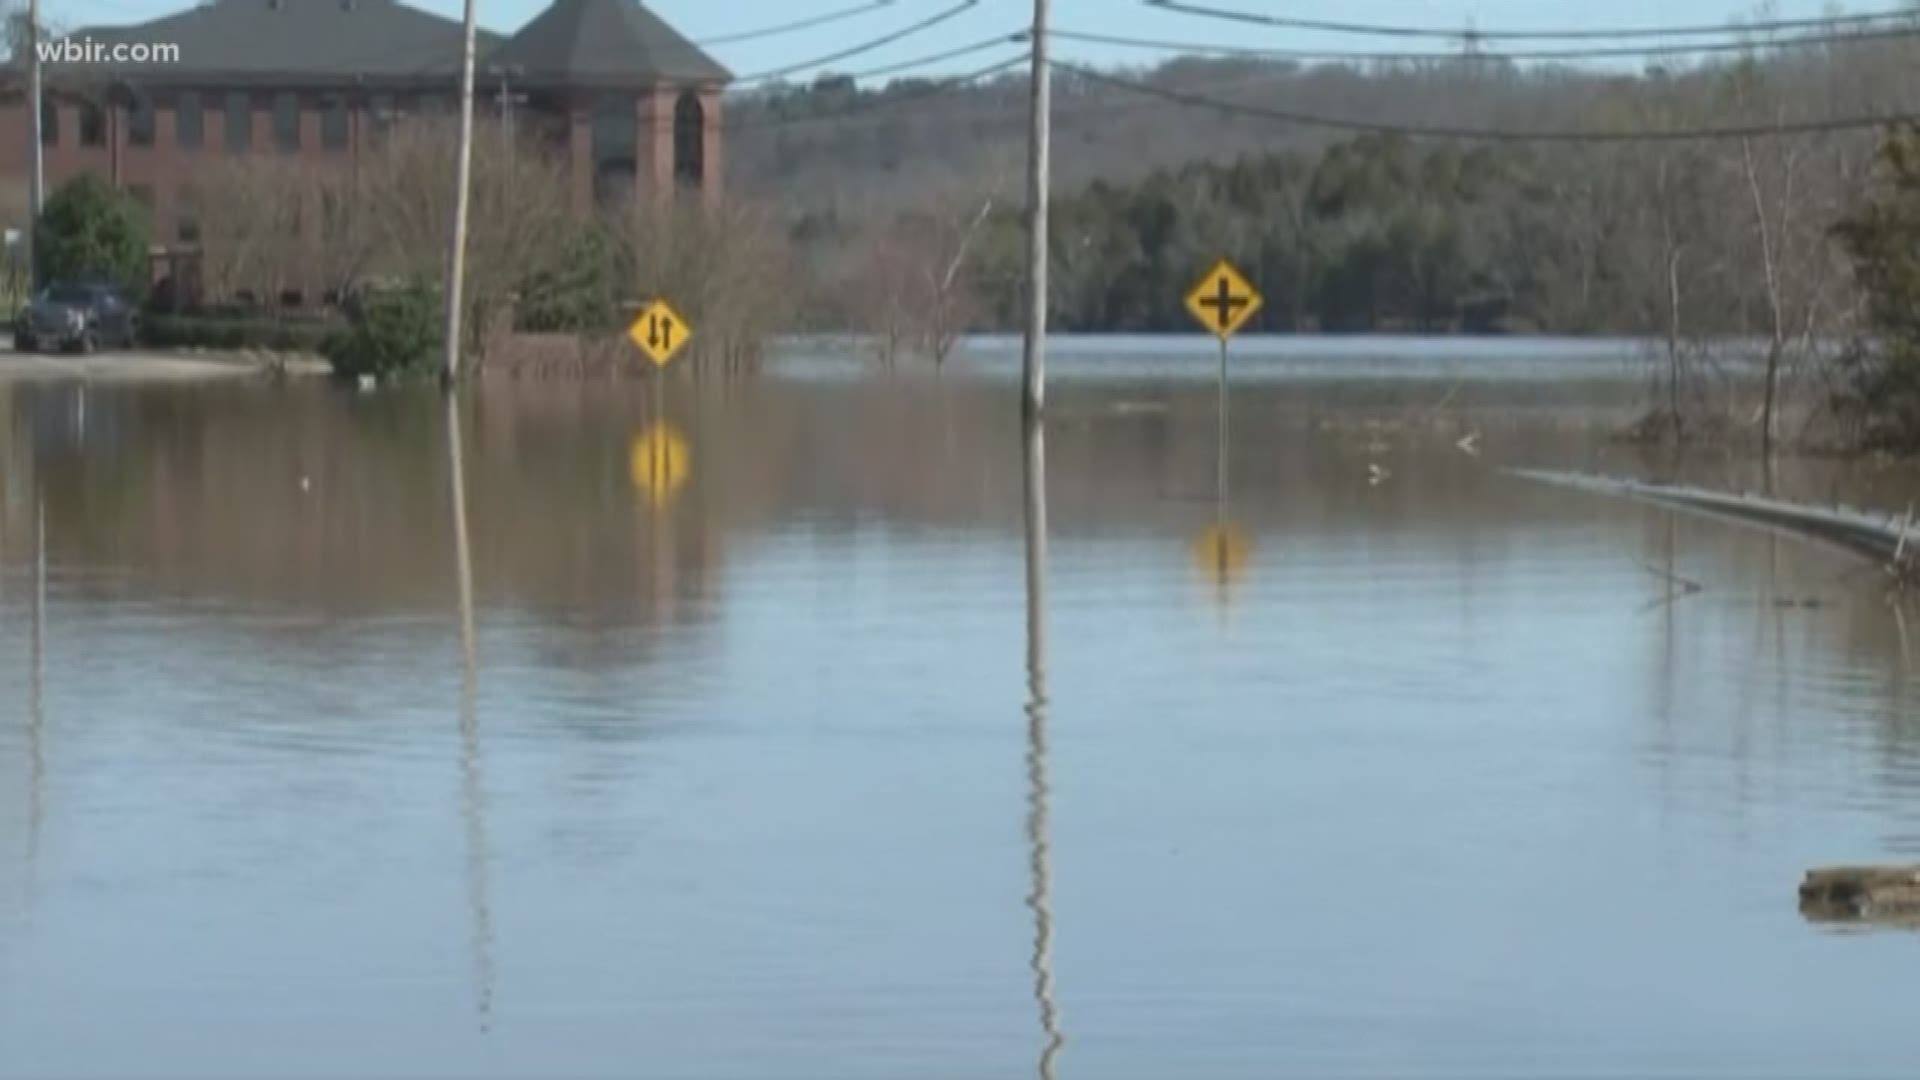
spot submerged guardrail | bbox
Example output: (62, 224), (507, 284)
(1506, 468), (1920, 569)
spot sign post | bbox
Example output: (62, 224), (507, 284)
(1183, 260), (1263, 593)
(627, 299), (694, 510)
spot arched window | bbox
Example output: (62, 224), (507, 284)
(673, 91), (704, 187)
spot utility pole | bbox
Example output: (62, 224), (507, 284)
(1021, 0), (1050, 418)
(441, 0), (479, 385)
(27, 0), (44, 286)
(492, 65), (524, 149)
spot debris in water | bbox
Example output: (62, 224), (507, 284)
(1800, 866), (1920, 928)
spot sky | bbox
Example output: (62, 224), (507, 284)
(61, 0), (1886, 82)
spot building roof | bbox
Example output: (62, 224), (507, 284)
(39, 0), (727, 90)
(50, 0), (496, 87)
(487, 0), (730, 89)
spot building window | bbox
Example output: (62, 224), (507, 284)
(594, 162), (634, 208)
(79, 101), (106, 147)
(369, 93), (397, 139)
(128, 184), (154, 220)
(129, 96), (156, 147)
(673, 91), (704, 187)
(176, 185), (200, 243)
(273, 92), (300, 151)
(320, 96), (348, 150)
(176, 91), (203, 148)
(225, 91), (250, 151)
(591, 94), (635, 206)
(39, 99), (57, 145)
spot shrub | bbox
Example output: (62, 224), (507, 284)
(139, 313), (341, 353)
(517, 221), (620, 332)
(322, 280), (442, 380)
(35, 175), (149, 298)
(1834, 125), (1920, 449)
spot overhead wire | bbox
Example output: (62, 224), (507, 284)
(1142, 0), (1920, 42)
(697, 0), (901, 46)
(731, 0), (982, 85)
(1054, 59), (1920, 142)
(807, 32), (1029, 82)
(728, 50), (1317, 140)
(729, 52), (1028, 133)
(1053, 23), (1920, 64)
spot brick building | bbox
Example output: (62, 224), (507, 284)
(0, 0), (730, 249)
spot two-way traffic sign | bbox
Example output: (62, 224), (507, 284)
(628, 300), (693, 367)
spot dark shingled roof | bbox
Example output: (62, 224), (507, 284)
(42, 0), (726, 89)
(487, 0), (730, 88)
(52, 0), (498, 87)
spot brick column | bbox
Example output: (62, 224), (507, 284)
(298, 97), (321, 154)
(153, 102), (178, 242)
(568, 98), (592, 214)
(109, 98), (124, 188)
(213, 95), (230, 154)
(700, 87), (723, 203)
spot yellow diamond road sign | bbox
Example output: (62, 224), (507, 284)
(629, 300), (693, 367)
(629, 423), (690, 508)
(1185, 259), (1263, 340)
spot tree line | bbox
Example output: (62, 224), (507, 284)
(746, 36), (1920, 446)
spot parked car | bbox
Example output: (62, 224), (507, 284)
(13, 281), (139, 353)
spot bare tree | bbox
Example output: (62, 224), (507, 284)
(352, 115), (571, 361)
(615, 195), (796, 374)
(196, 156), (327, 305)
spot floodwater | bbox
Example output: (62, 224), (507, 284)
(3, 337), (1920, 1079)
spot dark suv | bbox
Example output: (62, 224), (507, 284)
(14, 281), (139, 353)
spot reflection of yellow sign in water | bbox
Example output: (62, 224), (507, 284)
(629, 424), (690, 507)
(1193, 523), (1252, 587)
(1184, 259), (1263, 340)
(628, 300), (693, 367)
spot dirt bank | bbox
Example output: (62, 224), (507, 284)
(0, 345), (330, 383)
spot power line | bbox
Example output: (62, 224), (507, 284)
(732, 0), (982, 85)
(802, 32), (1027, 82)
(698, 0), (900, 46)
(728, 53), (1305, 141)
(1056, 23), (1920, 64)
(1144, 0), (1920, 42)
(729, 53), (1028, 134)
(1055, 60), (1920, 141)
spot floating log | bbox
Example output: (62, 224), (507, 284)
(1799, 866), (1920, 927)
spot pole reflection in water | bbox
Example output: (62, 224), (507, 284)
(1193, 356), (1252, 604)
(28, 497), (45, 869)
(446, 393), (495, 1032)
(1022, 416), (1063, 1079)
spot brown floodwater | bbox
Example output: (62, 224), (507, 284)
(3, 336), (1920, 1078)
